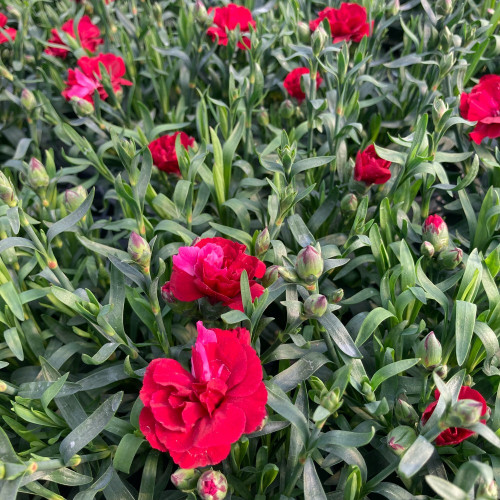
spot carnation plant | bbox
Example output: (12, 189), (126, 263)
(0, 0), (499, 499)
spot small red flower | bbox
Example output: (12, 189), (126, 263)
(45, 16), (103, 58)
(0, 13), (17, 44)
(423, 215), (446, 234)
(62, 53), (132, 105)
(422, 386), (488, 446)
(460, 75), (500, 144)
(283, 67), (323, 103)
(163, 237), (266, 312)
(148, 132), (195, 175)
(207, 3), (256, 50)
(310, 3), (372, 43)
(354, 144), (391, 185)
(139, 321), (267, 468)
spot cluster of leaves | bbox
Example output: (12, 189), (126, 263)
(0, 0), (499, 499)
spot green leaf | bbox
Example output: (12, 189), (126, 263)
(290, 156), (334, 177)
(425, 476), (468, 500)
(0, 282), (24, 321)
(210, 127), (226, 207)
(4, 328), (24, 361)
(113, 434), (145, 474)
(317, 427), (375, 448)
(0, 237), (36, 254)
(41, 373), (69, 412)
(398, 435), (435, 478)
(371, 359), (420, 391)
(303, 457), (327, 500)
(355, 308), (395, 347)
(318, 311), (362, 358)
(455, 300), (477, 366)
(287, 214), (316, 247)
(138, 450), (160, 500)
(209, 222), (253, 247)
(73, 465), (114, 500)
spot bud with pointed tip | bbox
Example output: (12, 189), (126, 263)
(445, 399), (484, 428)
(64, 185), (87, 212)
(197, 470), (228, 500)
(361, 381), (375, 402)
(279, 99), (294, 119)
(340, 193), (358, 213)
(395, 397), (419, 426)
(194, 1), (209, 26)
(432, 97), (448, 128)
(304, 294), (328, 318)
(387, 426), (417, 456)
(171, 468), (201, 492)
(128, 232), (151, 273)
(255, 227), (270, 258)
(312, 25), (328, 56)
(296, 245), (323, 282)
(21, 89), (36, 112)
(256, 108), (269, 126)
(420, 241), (435, 258)
(27, 158), (49, 191)
(297, 21), (310, 44)
(434, 364), (448, 379)
(416, 332), (442, 369)
(0, 172), (17, 207)
(331, 288), (344, 303)
(262, 265), (279, 287)
(422, 215), (449, 253)
(437, 247), (463, 270)
(71, 97), (94, 117)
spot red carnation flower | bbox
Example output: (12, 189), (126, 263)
(148, 132), (195, 175)
(207, 3), (256, 50)
(283, 67), (323, 103)
(422, 386), (488, 446)
(460, 75), (500, 144)
(62, 53), (132, 105)
(0, 13), (17, 44)
(354, 144), (391, 185)
(310, 3), (372, 43)
(45, 16), (103, 58)
(163, 237), (266, 312)
(139, 321), (267, 468)
(423, 215), (446, 233)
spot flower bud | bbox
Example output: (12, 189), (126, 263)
(436, 0), (453, 16)
(0, 65), (14, 81)
(312, 25), (328, 56)
(445, 399), (484, 428)
(161, 282), (175, 303)
(395, 397), (419, 426)
(361, 381), (375, 402)
(279, 144), (296, 171)
(279, 99), (294, 119)
(277, 266), (299, 283)
(432, 97), (448, 128)
(255, 227), (270, 258)
(303, 294), (328, 318)
(295, 245), (323, 282)
(422, 215), (449, 253)
(256, 108), (269, 126)
(21, 88), (36, 112)
(477, 479), (498, 500)
(309, 375), (327, 394)
(152, 3), (163, 26)
(194, 1), (210, 26)
(340, 193), (358, 213)
(320, 388), (340, 413)
(262, 265), (279, 287)
(27, 158), (49, 191)
(64, 185), (87, 212)
(297, 21), (310, 44)
(197, 470), (228, 500)
(420, 241), (435, 258)
(416, 332), (442, 369)
(437, 247), (463, 270)
(128, 232), (151, 273)
(171, 468), (201, 492)
(390, 0), (400, 15)
(0, 172), (17, 207)
(434, 364), (448, 379)
(71, 97), (94, 117)
(330, 288), (344, 303)
(387, 426), (417, 456)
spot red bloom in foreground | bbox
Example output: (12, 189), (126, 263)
(354, 144), (391, 185)
(283, 67), (323, 103)
(310, 3), (372, 43)
(164, 237), (266, 312)
(45, 16), (103, 58)
(422, 386), (488, 446)
(62, 53), (132, 104)
(0, 13), (17, 44)
(423, 215), (446, 234)
(460, 75), (500, 144)
(148, 132), (195, 175)
(207, 3), (256, 50)
(139, 322), (267, 468)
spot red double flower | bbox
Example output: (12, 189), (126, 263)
(148, 132), (195, 175)
(207, 3), (256, 50)
(354, 145), (391, 185)
(284, 67), (323, 103)
(0, 13), (16, 44)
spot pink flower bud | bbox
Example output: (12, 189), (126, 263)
(197, 470), (228, 500)
(422, 214), (449, 252)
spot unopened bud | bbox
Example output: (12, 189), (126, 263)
(152, 3), (163, 26)
(395, 397), (419, 426)
(171, 468), (201, 492)
(303, 294), (328, 318)
(420, 241), (435, 258)
(437, 247), (463, 270)
(340, 193), (358, 213)
(297, 21), (310, 44)
(194, 1), (210, 26)
(477, 479), (498, 500)
(161, 282), (175, 303)
(262, 265), (279, 287)
(64, 185), (87, 212)
(312, 25), (328, 56)
(197, 470), (228, 500)
(279, 99), (294, 119)
(330, 288), (344, 303)
(361, 381), (375, 402)
(255, 227), (270, 258)
(0, 172), (17, 207)
(445, 399), (483, 428)
(320, 388), (340, 413)
(27, 158), (49, 191)
(432, 97), (448, 128)
(434, 364), (448, 379)
(128, 232), (151, 273)
(256, 108), (269, 126)
(387, 426), (417, 456)
(309, 376), (327, 394)
(416, 332), (442, 369)
(422, 215), (449, 253)
(277, 266), (299, 283)
(71, 97), (94, 117)
(436, 0), (453, 16)
(0, 65), (14, 81)
(21, 88), (36, 112)
(295, 245), (323, 282)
